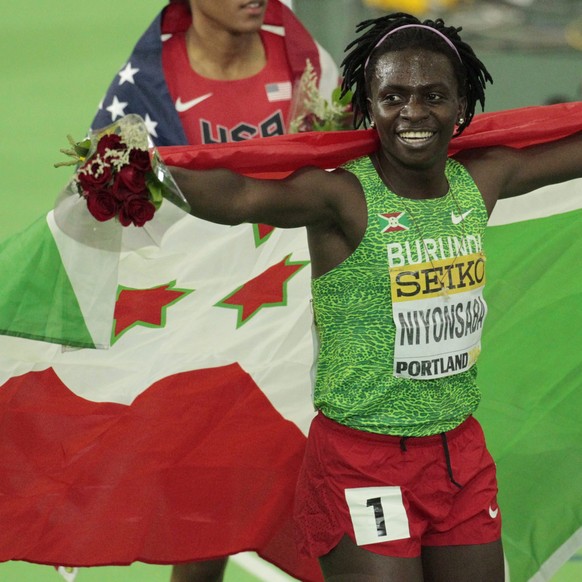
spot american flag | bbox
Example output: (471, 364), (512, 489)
(265, 81), (293, 102)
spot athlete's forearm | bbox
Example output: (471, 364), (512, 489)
(169, 166), (250, 225)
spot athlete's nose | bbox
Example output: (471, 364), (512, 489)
(401, 96), (429, 121)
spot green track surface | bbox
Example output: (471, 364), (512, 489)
(0, 553), (581, 581)
(0, 559), (270, 582)
(0, 2), (580, 580)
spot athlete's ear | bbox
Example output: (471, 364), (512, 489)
(457, 96), (467, 125)
(367, 97), (375, 129)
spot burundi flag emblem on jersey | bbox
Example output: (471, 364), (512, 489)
(378, 211), (411, 233)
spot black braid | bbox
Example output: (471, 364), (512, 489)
(340, 12), (493, 135)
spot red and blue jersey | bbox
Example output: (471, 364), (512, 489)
(163, 29), (293, 144)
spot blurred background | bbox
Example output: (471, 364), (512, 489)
(293, 0), (582, 110)
(1, 0), (581, 580)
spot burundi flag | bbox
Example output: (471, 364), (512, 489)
(378, 211), (411, 233)
(0, 208), (322, 580)
(0, 103), (582, 582)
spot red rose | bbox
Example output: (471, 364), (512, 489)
(129, 148), (152, 173)
(118, 193), (156, 227)
(96, 133), (123, 156)
(85, 191), (121, 222)
(113, 164), (147, 195)
(77, 155), (113, 194)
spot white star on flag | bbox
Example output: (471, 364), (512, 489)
(118, 62), (139, 85)
(106, 95), (128, 121)
(144, 113), (159, 138)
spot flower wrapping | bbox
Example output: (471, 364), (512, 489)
(54, 115), (190, 250)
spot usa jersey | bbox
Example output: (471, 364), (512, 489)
(163, 30), (293, 144)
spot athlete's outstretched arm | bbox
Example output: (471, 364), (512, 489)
(458, 130), (582, 215)
(169, 165), (345, 230)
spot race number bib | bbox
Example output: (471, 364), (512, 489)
(345, 486), (410, 546)
(390, 252), (487, 379)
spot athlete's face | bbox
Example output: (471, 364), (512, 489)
(189, 0), (268, 34)
(368, 48), (466, 170)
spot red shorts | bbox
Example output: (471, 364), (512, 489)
(294, 412), (501, 559)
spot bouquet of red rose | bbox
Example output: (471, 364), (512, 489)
(56, 114), (188, 229)
(76, 132), (157, 227)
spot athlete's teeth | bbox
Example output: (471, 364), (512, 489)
(399, 131), (434, 139)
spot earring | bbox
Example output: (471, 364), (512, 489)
(370, 120), (376, 128)
(458, 117), (465, 125)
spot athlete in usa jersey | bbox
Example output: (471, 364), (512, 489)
(92, 0), (339, 147)
(164, 28), (294, 144)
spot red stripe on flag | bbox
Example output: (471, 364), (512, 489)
(0, 366), (322, 581)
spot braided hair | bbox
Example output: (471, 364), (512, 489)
(341, 12), (493, 135)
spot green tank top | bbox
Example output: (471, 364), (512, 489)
(311, 156), (489, 436)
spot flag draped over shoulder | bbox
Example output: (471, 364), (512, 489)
(159, 101), (582, 174)
(0, 103), (581, 582)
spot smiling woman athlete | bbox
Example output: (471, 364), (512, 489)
(168, 12), (582, 582)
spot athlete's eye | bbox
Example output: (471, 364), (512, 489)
(383, 94), (402, 104)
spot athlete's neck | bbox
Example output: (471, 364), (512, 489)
(186, 24), (266, 81)
(375, 150), (449, 200)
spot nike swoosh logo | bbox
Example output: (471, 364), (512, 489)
(175, 93), (213, 112)
(489, 505), (499, 519)
(451, 209), (473, 224)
